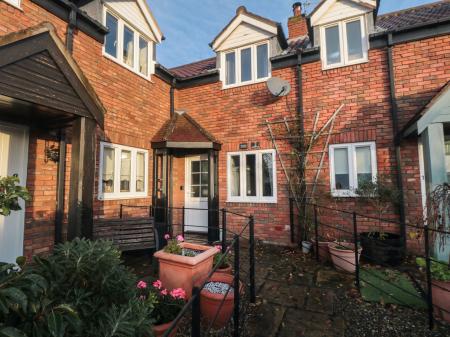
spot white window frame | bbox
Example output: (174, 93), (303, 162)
(320, 16), (368, 70)
(102, 8), (154, 80)
(98, 142), (149, 200)
(3, 0), (21, 9)
(221, 41), (271, 89)
(329, 142), (377, 197)
(227, 149), (277, 203)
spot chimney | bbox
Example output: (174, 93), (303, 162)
(288, 2), (308, 39)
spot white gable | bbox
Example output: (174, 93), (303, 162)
(212, 11), (278, 51)
(104, 0), (162, 42)
(311, 0), (376, 26)
(216, 22), (274, 52)
(418, 85), (450, 134)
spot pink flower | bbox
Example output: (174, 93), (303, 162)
(215, 245), (222, 251)
(170, 288), (186, 300)
(160, 289), (168, 296)
(164, 234), (170, 240)
(152, 280), (163, 289)
(137, 281), (147, 289)
(176, 235), (184, 242)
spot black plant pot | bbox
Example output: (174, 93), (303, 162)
(360, 232), (405, 266)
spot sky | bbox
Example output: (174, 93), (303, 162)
(147, 0), (439, 68)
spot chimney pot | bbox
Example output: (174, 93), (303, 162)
(292, 2), (302, 16)
(236, 6), (247, 15)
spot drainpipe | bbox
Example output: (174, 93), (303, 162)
(297, 50), (306, 244)
(387, 33), (407, 248)
(170, 78), (176, 117)
(66, 3), (77, 54)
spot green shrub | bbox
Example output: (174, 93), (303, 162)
(0, 257), (80, 337)
(33, 238), (153, 337)
(1, 239), (154, 337)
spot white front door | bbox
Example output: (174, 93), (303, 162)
(0, 123), (29, 264)
(184, 155), (208, 233)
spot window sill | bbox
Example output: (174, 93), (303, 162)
(98, 193), (149, 201)
(226, 199), (277, 204)
(222, 77), (270, 90)
(331, 191), (358, 198)
(322, 58), (368, 71)
(103, 52), (153, 82)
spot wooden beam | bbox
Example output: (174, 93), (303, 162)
(67, 117), (96, 240)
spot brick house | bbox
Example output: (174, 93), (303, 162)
(0, 0), (449, 263)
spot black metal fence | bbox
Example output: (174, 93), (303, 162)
(306, 203), (450, 330)
(119, 204), (256, 336)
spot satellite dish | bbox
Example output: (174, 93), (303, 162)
(267, 77), (291, 97)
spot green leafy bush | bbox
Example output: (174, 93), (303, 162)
(34, 238), (153, 337)
(0, 175), (30, 216)
(1, 239), (154, 337)
(416, 257), (450, 281)
(0, 257), (79, 337)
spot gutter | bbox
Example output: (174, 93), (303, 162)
(387, 33), (407, 249)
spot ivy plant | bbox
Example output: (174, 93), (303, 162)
(0, 175), (30, 216)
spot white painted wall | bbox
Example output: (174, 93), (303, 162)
(216, 23), (274, 52)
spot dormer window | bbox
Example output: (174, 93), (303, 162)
(103, 10), (154, 79)
(222, 42), (270, 88)
(321, 16), (368, 69)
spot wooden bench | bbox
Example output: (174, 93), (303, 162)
(93, 218), (160, 252)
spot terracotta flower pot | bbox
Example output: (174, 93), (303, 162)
(432, 280), (450, 323)
(311, 239), (331, 262)
(153, 321), (178, 337)
(215, 263), (232, 275)
(328, 242), (362, 273)
(154, 242), (218, 298)
(200, 273), (242, 329)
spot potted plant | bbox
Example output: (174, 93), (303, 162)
(311, 233), (335, 262)
(200, 273), (242, 329)
(355, 177), (404, 266)
(213, 246), (232, 274)
(416, 258), (450, 323)
(137, 280), (186, 337)
(301, 240), (313, 254)
(329, 242), (362, 273)
(154, 234), (218, 297)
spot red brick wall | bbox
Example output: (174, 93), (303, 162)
(0, 0), (171, 258)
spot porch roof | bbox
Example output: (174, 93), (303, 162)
(151, 111), (221, 150)
(402, 81), (450, 137)
(0, 22), (105, 128)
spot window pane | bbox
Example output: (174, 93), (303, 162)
(346, 20), (363, 61)
(139, 37), (148, 76)
(257, 44), (269, 79)
(191, 161), (200, 173)
(241, 47), (252, 82)
(102, 147), (115, 193)
(136, 152), (145, 192)
(201, 186), (208, 198)
(192, 173), (200, 185)
(230, 155), (240, 197)
(191, 186), (200, 198)
(262, 153), (274, 197)
(123, 26), (134, 67)
(105, 13), (118, 58)
(325, 25), (341, 65)
(356, 146), (372, 186)
(201, 160), (208, 173)
(225, 52), (236, 85)
(334, 148), (349, 190)
(120, 150), (131, 192)
(201, 173), (209, 185)
(246, 154), (256, 196)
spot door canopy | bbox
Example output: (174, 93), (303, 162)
(0, 22), (105, 128)
(152, 111), (221, 150)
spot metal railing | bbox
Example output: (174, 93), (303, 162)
(119, 204), (256, 336)
(307, 203), (450, 330)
